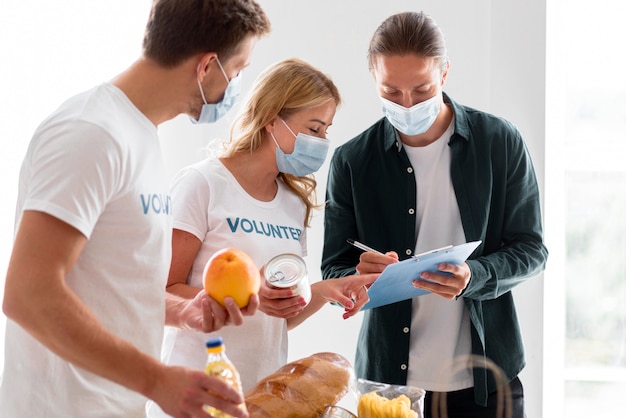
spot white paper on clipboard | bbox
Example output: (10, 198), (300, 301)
(362, 240), (481, 310)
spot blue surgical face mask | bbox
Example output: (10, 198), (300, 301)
(191, 57), (242, 124)
(271, 118), (330, 176)
(381, 94), (440, 136)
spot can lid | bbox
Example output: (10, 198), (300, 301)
(265, 253), (307, 287)
(206, 337), (224, 348)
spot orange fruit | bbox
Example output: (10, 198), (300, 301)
(203, 247), (261, 308)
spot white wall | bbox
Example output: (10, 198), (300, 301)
(0, 0), (153, 376)
(1, 1), (546, 416)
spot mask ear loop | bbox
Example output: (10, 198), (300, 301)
(270, 132), (281, 151)
(215, 57), (231, 83)
(197, 57), (230, 106)
(279, 117), (298, 138)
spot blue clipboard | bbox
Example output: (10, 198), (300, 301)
(362, 240), (481, 310)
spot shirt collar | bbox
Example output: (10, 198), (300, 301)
(443, 92), (471, 142)
(382, 119), (402, 151)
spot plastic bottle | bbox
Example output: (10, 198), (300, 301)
(203, 337), (247, 418)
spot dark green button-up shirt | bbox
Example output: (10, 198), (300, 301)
(321, 93), (548, 405)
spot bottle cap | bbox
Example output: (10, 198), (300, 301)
(206, 337), (224, 349)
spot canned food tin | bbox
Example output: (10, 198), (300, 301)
(265, 253), (311, 305)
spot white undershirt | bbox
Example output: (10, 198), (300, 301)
(402, 119), (474, 391)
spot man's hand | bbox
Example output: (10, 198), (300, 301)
(412, 262), (471, 300)
(355, 251), (399, 275)
(147, 364), (248, 418)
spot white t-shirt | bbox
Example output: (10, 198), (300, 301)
(147, 157), (307, 417)
(403, 119), (474, 392)
(0, 83), (172, 417)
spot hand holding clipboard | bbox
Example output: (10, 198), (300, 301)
(347, 240), (481, 310)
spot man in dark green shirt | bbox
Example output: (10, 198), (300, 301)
(321, 11), (547, 418)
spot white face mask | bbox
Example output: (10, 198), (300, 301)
(271, 118), (329, 176)
(380, 94), (440, 135)
(190, 57), (242, 124)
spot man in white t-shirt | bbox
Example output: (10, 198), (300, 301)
(0, 1), (270, 417)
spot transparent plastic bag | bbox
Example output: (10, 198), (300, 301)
(355, 378), (425, 418)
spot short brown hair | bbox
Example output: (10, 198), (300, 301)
(143, 0), (271, 67)
(367, 11), (448, 72)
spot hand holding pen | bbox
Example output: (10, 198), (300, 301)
(347, 239), (399, 276)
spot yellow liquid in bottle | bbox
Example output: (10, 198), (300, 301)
(204, 341), (247, 418)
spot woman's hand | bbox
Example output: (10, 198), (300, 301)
(257, 267), (308, 319)
(171, 291), (259, 332)
(311, 273), (379, 319)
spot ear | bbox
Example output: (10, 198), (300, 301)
(196, 52), (218, 81)
(441, 60), (450, 85)
(264, 116), (279, 135)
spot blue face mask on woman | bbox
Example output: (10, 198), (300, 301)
(271, 118), (329, 176)
(381, 94), (440, 136)
(191, 57), (242, 124)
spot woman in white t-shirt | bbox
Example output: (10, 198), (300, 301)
(147, 58), (376, 416)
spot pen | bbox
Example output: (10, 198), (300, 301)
(346, 238), (384, 255)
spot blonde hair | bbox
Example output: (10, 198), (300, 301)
(224, 58), (341, 227)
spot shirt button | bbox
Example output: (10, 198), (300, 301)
(406, 249), (412, 255)
(400, 364), (407, 371)
(407, 167), (413, 173)
(403, 327), (409, 333)
(408, 208), (415, 215)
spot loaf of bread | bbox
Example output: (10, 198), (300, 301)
(244, 352), (352, 418)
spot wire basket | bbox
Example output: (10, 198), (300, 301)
(431, 354), (512, 418)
